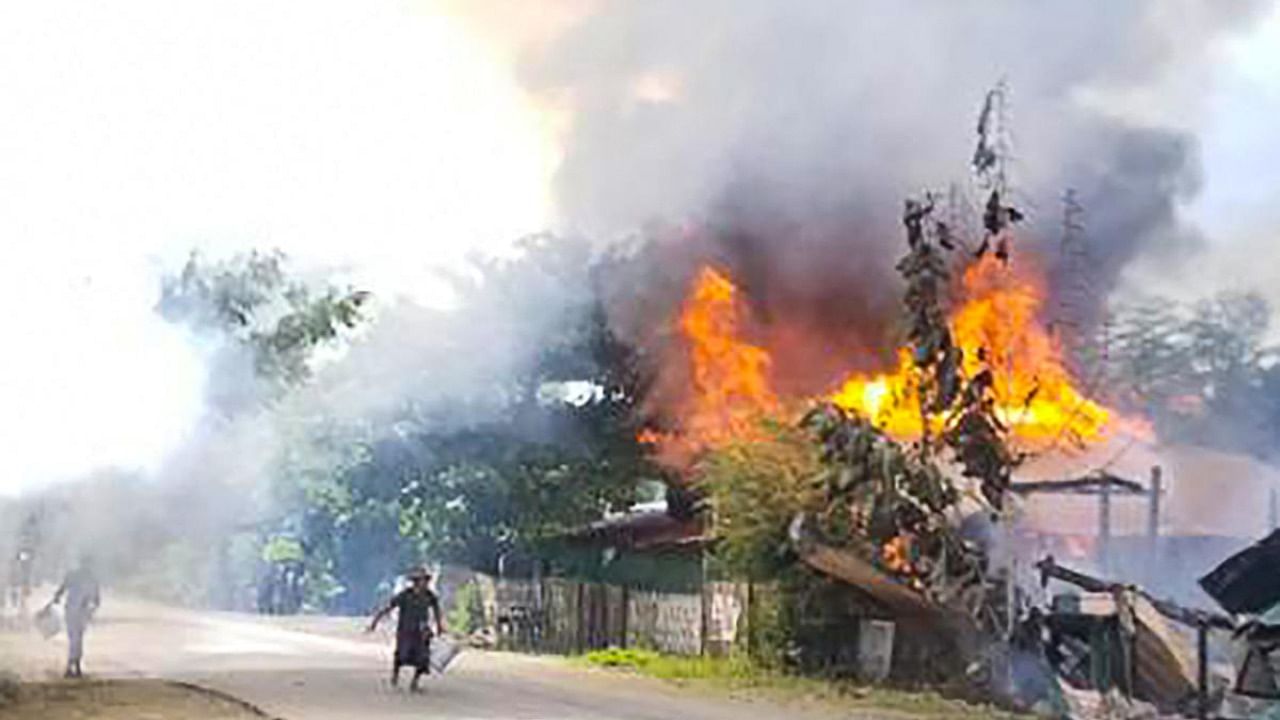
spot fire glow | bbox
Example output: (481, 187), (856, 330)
(674, 267), (779, 445)
(647, 252), (1137, 463)
(832, 253), (1113, 447)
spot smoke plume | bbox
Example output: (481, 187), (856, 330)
(510, 0), (1270, 382)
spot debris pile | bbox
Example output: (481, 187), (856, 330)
(773, 104), (1250, 717)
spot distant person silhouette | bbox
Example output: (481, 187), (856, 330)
(45, 557), (100, 678)
(8, 512), (40, 614)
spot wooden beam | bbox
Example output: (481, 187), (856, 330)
(1010, 473), (1146, 496)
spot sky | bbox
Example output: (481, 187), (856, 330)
(0, 1), (1277, 494)
(1175, 5), (1280, 299)
(0, 0), (557, 492)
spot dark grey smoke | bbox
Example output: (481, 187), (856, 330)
(517, 0), (1271, 385)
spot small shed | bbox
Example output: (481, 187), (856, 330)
(543, 501), (708, 593)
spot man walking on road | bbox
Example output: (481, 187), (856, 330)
(46, 556), (101, 678)
(367, 566), (444, 692)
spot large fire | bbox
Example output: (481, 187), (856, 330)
(671, 267), (779, 449)
(832, 254), (1113, 449)
(648, 252), (1135, 462)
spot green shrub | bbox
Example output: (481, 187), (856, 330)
(446, 580), (485, 635)
(695, 420), (823, 581)
(583, 647), (660, 669)
(583, 647), (765, 683)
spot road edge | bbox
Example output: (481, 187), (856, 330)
(168, 680), (286, 720)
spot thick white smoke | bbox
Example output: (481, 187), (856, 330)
(0, 0), (556, 495)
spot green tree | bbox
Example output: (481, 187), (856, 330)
(1103, 296), (1190, 412)
(153, 249), (370, 610)
(393, 292), (653, 573)
(696, 422), (823, 579)
(158, 249), (368, 390)
(1185, 292), (1272, 397)
(1105, 291), (1276, 457)
(279, 237), (658, 611)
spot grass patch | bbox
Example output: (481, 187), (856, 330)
(582, 647), (762, 683)
(579, 648), (1028, 719)
(0, 679), (264, 719)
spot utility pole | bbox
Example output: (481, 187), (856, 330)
(1055, 189), (1092, 370)
(1270, 486), (1278, 532)
(1099, 477), (1112, 576)
(1147, 466), (1162, 586)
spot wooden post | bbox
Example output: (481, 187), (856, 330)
(700, 549), (710, 656)
(1127, 622), (1137, 700)
(576, 582), (586, 654)
(700, 582), (710, 657)
(621, 585), (630, 649)
(1147, 466), (1162, 585)
(1270, 486), (1278, 532)
(1005, 519), (1017, 641)
(1197, 621), (1209, 720)
(1099, 477), (1112, 575)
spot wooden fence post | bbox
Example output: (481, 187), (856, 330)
(576, 582), (586, 655)
(1147, 466), (1162, 586)
(621, 585), (630, 649)
(1099, 476), (1112, 575)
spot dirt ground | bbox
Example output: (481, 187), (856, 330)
(0, 679), (265, 719)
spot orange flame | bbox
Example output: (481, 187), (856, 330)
(675, 267), (778, 449)
(646, 254), (1140, 465)
(636, 428), (664, 445)
(881, 534), (915, 574)
(879, 534), (926, 589)
(832, 254), (1118, 449)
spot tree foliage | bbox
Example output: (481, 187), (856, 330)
(264, 238), (659, 612)
(1103, 290), (1278, 457)
(158, 249), (368, 388)
(901, 195), (1019, 507)
(696, 421), (823, 579)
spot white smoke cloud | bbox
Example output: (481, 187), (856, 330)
(0, 0), (557, 493)
(1126, 4), (1280, 310)
(502, 0), (1276, 317)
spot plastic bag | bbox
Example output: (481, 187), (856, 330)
(429, 635), (460, 674)
(33, 605), (62, 639)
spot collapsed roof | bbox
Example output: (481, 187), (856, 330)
(1200, 529), (1280, 616)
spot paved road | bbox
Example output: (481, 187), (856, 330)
(1, 599), (863, 720)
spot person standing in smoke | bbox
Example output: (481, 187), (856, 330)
(8, 513), (41, 614)
(367, 566), (444, 692)
(7, 548), (34, 613)
(44, 556), (100, 678)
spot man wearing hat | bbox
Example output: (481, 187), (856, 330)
(367, 566), (444, 691)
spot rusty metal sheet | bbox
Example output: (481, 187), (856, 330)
(794, 537), (941, 617)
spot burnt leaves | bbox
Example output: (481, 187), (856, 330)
(792, 181), (1020, 629)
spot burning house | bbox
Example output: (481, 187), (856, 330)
(420, 50), (1280, 709)
(588, 89), (1280, 713)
